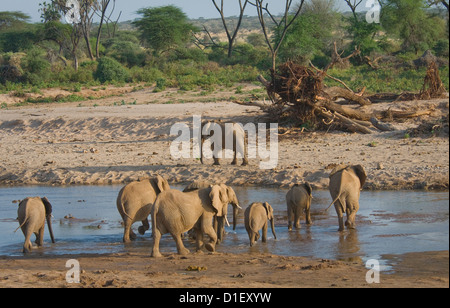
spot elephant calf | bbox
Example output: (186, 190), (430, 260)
(286, 182), (313, 231)
(16, 197), (55, 253)
(244, 202), (277, 246)
(116, 175), (170, 242)
(327, 164), (367, 231)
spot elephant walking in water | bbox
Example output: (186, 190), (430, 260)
(116, 175), (170, 242)
(327, 164), (367, 231)
(286, 182), (313, 230)
(16, 197), (55, 253)
(244, 202), (277, 246)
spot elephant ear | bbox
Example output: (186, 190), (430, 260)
(209, 185), (224, 216)
(263, 202), (273, 219)
(302, 182), (312, 197)
(41, 197), (52, 216)
(153, 175), (169, 194)
(352, 165), (367, 189)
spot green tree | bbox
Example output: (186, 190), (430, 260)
(381, 0), (447, 54)
(276, 0), (340, 64)
(132, 6), (198, 55)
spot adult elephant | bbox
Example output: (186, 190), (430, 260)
(116, 175), (170, 242)
(151, 184), (241, 257)
(200, 120), (248, 166)
(16, 197), (55, 253)
(183, 180), (239, 243)
(286, 182), (313, 230)
(327, 164), (367, 231)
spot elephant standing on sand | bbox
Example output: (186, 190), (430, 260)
(200, 120), (248, 166)
(327, 164), (367, 231)
(244, 202), (277, 246)
(151, 184), (241, 257)
(116, 175), (170, 242)
(16, 197), (55, 253)
(286, 182), (313, 231)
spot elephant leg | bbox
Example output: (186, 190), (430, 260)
(242, 137), (249, 166)
(262, 223), (268, 243)
(37, 226), (45, 247)
(346, 201), (358, 229)
(202, 219), (218, 252)
(287, 205), (294, 231)
(231, 150), (237, 165)
(305, 206), (312, 225)
(122, 218), (133, 243)
(171, 233), (190, 255)
(334, 201), (345, 232)
(138, 218), (150, 235)
(213, 157), (221, 165)
(294, 207), (301, 229)
(23, 230), (33, 253)
(194, 226), (204, 251)
(151, 227), (163, 258)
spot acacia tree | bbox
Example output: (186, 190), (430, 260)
(381, 0), (447, 54)
(211, 0), (249, 58)
(133, 6), (198, 55)
(249, 0), (305, 71)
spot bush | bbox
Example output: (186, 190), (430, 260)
(94, 56), (129, 83)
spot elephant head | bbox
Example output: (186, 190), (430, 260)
(41, 197), (55, 244)
(262, 202), (277, 240)
(209, 184), (241, 242)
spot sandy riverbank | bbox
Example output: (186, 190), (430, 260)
(0, 87), (448, 189)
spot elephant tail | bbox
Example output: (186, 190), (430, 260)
(325, 194), (342, 212)
(118, 199), (133, 221)
(14, 218), (28, 233)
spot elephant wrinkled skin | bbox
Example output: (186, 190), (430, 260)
(244, 202), (277, 246)
(151, 184), (241, 257)
(327, 164), (367, 231)
(116, 175), (170, 243)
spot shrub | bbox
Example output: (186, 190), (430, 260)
(94, 56), (129, 83)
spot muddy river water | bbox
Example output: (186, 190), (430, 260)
(0, 185), (448, 271)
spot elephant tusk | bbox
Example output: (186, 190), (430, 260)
(224, 215), (230, 227)
(235, 203), (242, 210)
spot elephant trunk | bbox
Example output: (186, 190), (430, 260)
(233, 205), (239, 230)
(270, 218), (277, 240)
(46, 215), (55, 243)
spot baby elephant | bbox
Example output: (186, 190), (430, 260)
(286, 182), (313, 231)
(16, 197), (55, 253)
(244, 202), (277, 246)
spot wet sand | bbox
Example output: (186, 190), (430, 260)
(0, 250), (447, 288)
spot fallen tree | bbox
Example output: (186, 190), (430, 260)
(237, 45), (446, 134)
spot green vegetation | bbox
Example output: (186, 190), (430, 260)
(0, 1), (448, 96)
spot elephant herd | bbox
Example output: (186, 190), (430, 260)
(15, 164), (367, 255)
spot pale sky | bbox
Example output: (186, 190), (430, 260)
(1, 0), (351, 23)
